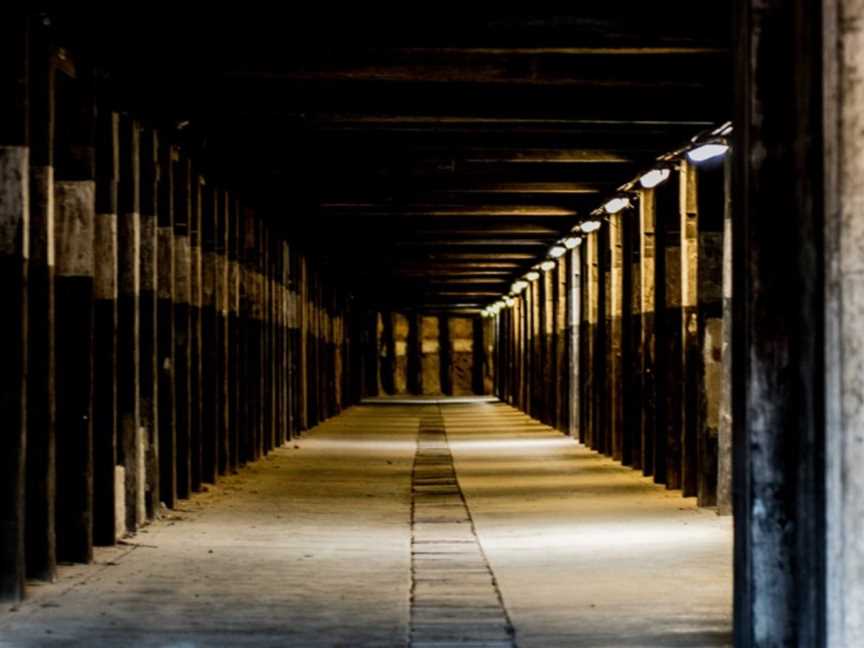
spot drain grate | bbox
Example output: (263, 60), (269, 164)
(409, 413), (517, 648)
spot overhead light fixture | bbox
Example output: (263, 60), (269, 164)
(540, 260), (556, 272)
(548, 245), (567, 259)
(580, 220), (602, 234)
(511, 280), (528, 294)
(525, 271), (540, 282)
(687, 143), (729, 162)
(504, 296), (515, 307)
(639, 168), (671, 189)
(563, 237), (582, 249)
(604, 196), (631, 214)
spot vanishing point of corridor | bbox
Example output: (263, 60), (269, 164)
(0, 402), (732, 647)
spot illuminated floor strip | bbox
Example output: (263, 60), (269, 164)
(410, 412), (517, 648)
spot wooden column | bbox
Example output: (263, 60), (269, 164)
(156, 140), (175, 507)
(421, 315), (441, 394)
(623, 207), (642, 468)
(227, 195), (240, 469)
(717, 158), (733, 515)
(200, 182), (218, 483)
(25, 24), (56, 582)
(0, 15), (30, 600)
(608, 212), (624, 461)
(734, 3), (825, 643)
(555, 257), (567, 431)
(92, 110), (118, 544)
(695, 162), (725, 507)
(407, 310), (421, 395)
(188, 173), (202, 491)
(639, 190), (657, 477)
(54, 74), (95, 564)
(117, 116), (142, 531)
(580, 235), (599, 449)
(567, 246), (581, 438)
(530, 276), (541, 417)
(173, 153), (191, 498)
(139, 128), (159, 517)
(680, 162), (700, 498)
(595, 226), (608, 455)
(542, 266), (554, 424)
(215, 190), (229, 473)
(472, 317), (485, 395)
(656, 177), (681, 488)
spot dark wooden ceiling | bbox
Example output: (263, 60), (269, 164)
(51, 9), (733, 313)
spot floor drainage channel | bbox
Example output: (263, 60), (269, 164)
(410, 411), (517, 648)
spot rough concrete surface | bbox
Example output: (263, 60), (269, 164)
(0, 401), (731, 647)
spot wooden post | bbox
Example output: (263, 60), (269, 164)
(608, 212), (624, 461)
(580, 235), (598, 449)
(656, 176), (682, 488)
(227, 194), (240, 469)
(623, 207), (642, 468)
(139, 127), (159, 517)
(680, 161), (700, 498)
(567, 246), (581, 439)
(555, 257), (567, 431)
(117, 116), (142, 531)
(717, 158), (733, 515)
(216, 189), (229, 473)
(54, 74), (95, 563)
(156, 140), (175, 507)
(734, 3), (825, 644)
(173, 153), (191, 498)
(639, 189), (657, 477)
(0, 15), (30, 600)
(25, 23), (56, 581)
(695, 162), (724, 507)
(542, 265), (554, 424)
(92, 109), (118, 544)
(201, 182), (218, 483)
(188, 173), (203, 491)
(439, 314), (452, 395)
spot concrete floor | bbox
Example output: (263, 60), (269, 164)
(0, 401), (732, 647)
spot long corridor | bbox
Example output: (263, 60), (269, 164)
(0, 402), (732, 647)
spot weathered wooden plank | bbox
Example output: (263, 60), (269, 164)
(200, 181), (218, 483)
(173, 153), (191, 498)
(188, 173), (203, 491)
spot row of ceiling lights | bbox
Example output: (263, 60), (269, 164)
(482, 122), (732, 318)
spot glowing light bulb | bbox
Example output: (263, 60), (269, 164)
(540, 260), (555, 272)
(525, 271), (540, 282)
(511, 280), (528, 294)
(639, 168), (671, 189)
(687, 143), (729, 162)
(580, 220), (602, 234)
(604, 197), (631, 214)
(548, 245), (566, 259)
(564, 237), (582, 249)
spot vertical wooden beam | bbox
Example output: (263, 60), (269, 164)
(567, 246), (581, 438)
(0, 15), (30, 600)
(623, 206), (642, 468)
(421, 315), (441, 395)
(227, 195), (240, 469)
(472, 317), (485, 395)
(581, 235), (599, 448)
(608, 212), (624, 461)
(215, 189), (229, 473)
(595, 226), (608, 455)
(680, 162), (700, 498)
(439, 314), (452, 395)
(542, 265), (554, 424)
(639, 190), (657, 477)
(407, 310), (421, 395)
(54, 74), (95, 563)
(92, 109), (118, 544)
(695, 162), (725, 507)
(201, 182), (217, 483)
(156, 140), (175, 507)
(734, 2), (825, 644)
(530, 275), (541, 417)
(555, 258), (567, 431)
(656, 177), (681, 488)
(717, 158), (733, 515)
(117, 116), (142, 530)
(25, 23), (56, 581)
(188, 173), (203, 491)
(173, 153), (191, 498)
(139, 127), (159, 517)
